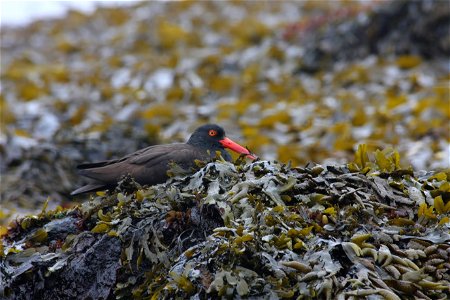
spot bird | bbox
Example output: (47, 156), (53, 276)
(71, 124), (256, 195)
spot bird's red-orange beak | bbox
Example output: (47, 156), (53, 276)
(219, 137), (257, 160)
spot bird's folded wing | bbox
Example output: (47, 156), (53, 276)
(76, 144), (161, 170)
(76, 144), (206, 184)
(128, 144), (180, 165)
(128, 144), (203, 166)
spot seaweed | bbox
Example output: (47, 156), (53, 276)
(1, 147), (449, 299)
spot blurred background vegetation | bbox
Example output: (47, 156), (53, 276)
(1, 0), (449, 223)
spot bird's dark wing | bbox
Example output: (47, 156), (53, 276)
(127, 144), (185, 165)
(76, 143), (209, 186)
(76, 144), (162, 170)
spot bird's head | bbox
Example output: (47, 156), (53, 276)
(188, 124), (257, 160)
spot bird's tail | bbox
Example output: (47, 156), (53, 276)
(70, 184), (108, 196)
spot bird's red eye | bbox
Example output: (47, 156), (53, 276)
(209, 130), (217, 136)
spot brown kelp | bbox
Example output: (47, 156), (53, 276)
(1, 146), (449, 299)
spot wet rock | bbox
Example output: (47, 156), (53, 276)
(4, 233), (121, 300)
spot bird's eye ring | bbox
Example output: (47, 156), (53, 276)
(209, 130), (217, 136)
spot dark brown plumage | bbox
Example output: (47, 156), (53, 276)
(71, 124), (255, 195)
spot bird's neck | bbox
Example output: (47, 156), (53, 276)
(188, 139), (221, 152)
(187, 140), (231, 161)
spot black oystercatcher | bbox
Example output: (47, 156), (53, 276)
(71, 124), (256, 195)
